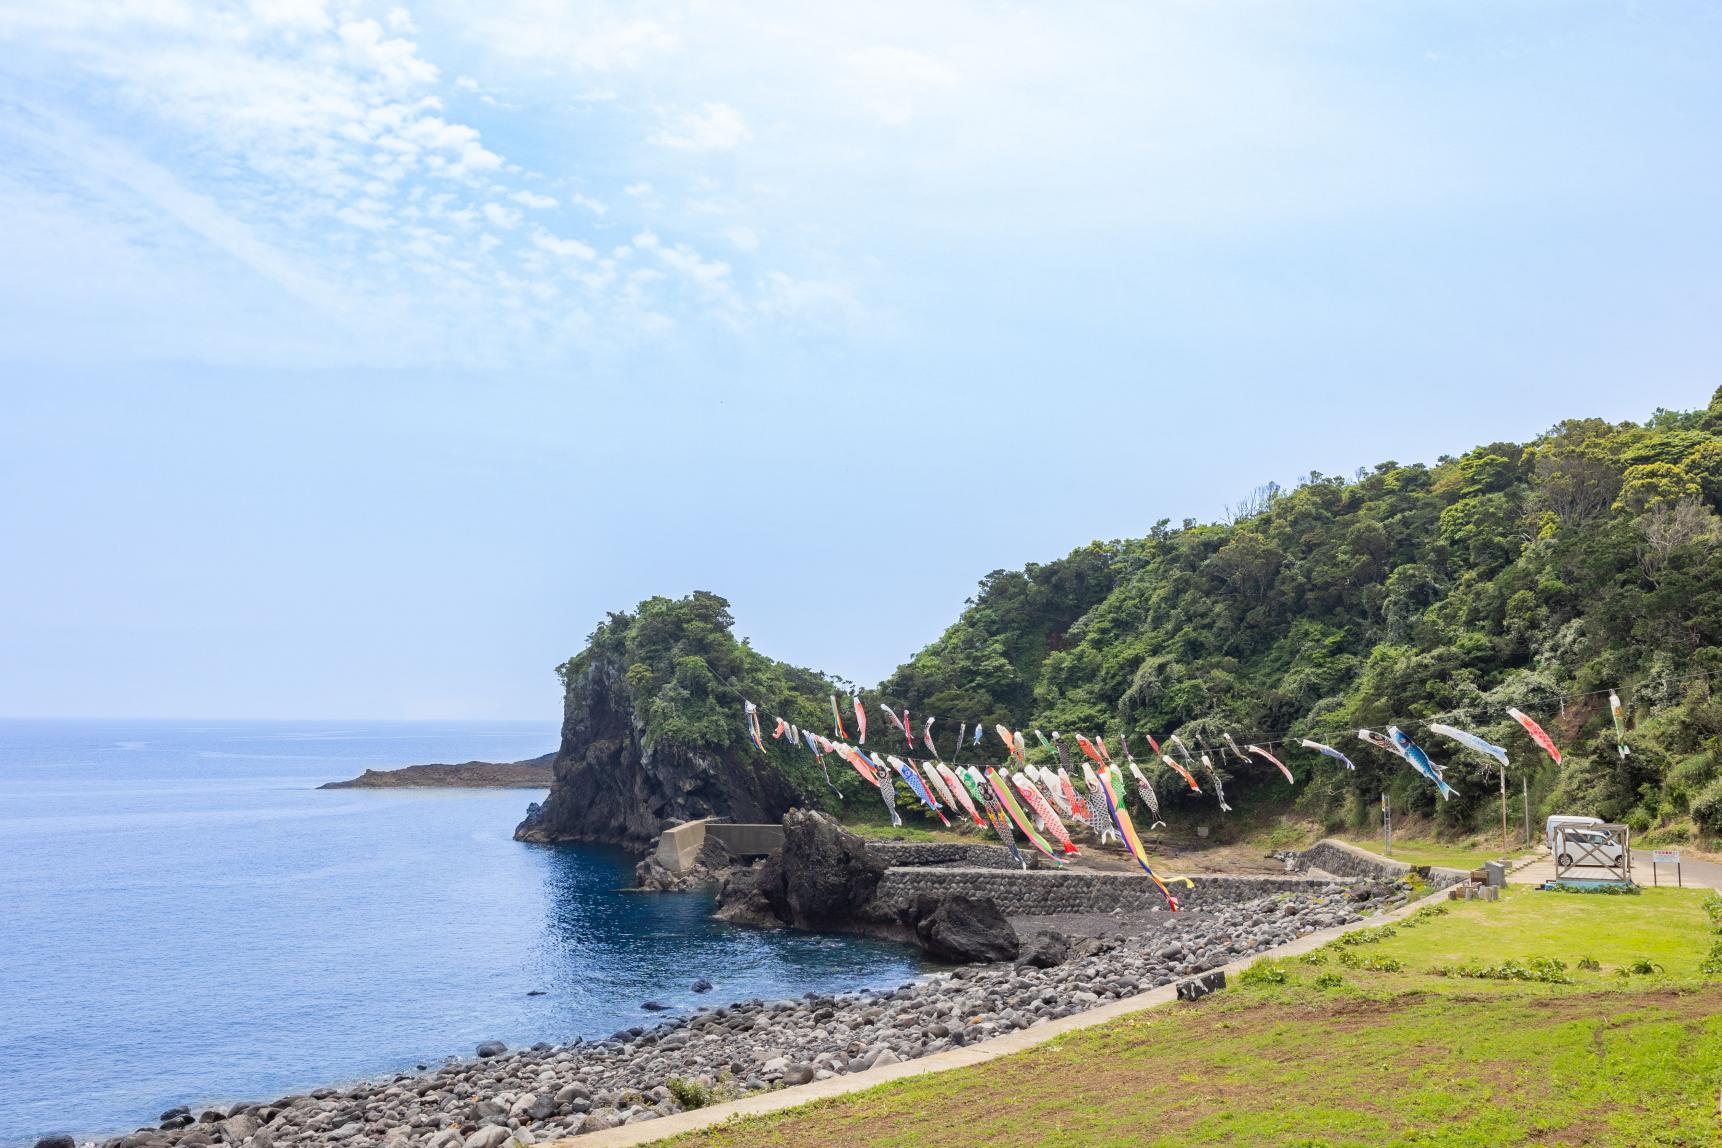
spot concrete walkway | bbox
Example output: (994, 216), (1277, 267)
(555, 882), (1459, 1148)
(1509, 847), (1722, 889)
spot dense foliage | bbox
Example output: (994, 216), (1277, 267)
(566, 391), (1722, 842)
(883, 389), (1722, 841)
(557, 591), (871, 809)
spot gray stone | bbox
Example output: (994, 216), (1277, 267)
(463, 1126), (513, 1148)
(914, 895), (1019, 963)
(476, 1040), (507, 1059)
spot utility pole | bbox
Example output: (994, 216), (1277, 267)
(1500, 766), (1510, 862)
(1523, 776), (1532, 849)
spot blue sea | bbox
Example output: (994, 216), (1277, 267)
(0, 720), (923, 1146)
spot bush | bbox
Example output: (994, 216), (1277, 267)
(1690, 776), (1722, 835)
(1313, 971), (1344, 989)
(666, 1077), (716, 1110)
(1700, 941), (1722, 977)
(1702, 891), (1722, 931)
(1239, 960), (1288, 986)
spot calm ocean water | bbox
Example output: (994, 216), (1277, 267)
(0, 720), (923, 1146)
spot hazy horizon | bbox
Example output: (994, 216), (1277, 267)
(5, 3), (1720, 720)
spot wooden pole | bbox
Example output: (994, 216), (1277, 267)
(1523, 776), (1531, 848)
(1500, 767), (1510, 862)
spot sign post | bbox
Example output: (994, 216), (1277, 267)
(1651, 849), (1682, 887)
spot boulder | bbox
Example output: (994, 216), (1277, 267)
(476, 1040), (507, 1059)
(36, 1137), (75, 1148)
(690, 978), (713, 993)
(767, 810), (889, 929)
(1018, 929), (1071, 969)
(717, 810), (888, 930)
(463, 1127), (513, 1148)
(913, 895), (1019, 963)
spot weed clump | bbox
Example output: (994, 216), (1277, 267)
(1615, 958), (1665, 978)
(1312, 971), (1344, 989)
(1338, 925), (1398, 946)
(1239, 960), (1289, 987)
(666, 1077), (716, 1110)
(1576, 956), (1600, 971)
(1701, 941), (1722, 977)
(1430, 957), (1573, 984)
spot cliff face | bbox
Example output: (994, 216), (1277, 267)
(513, 647), (804, 850)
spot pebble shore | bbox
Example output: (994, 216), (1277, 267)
(76, 881), (1390, 1148)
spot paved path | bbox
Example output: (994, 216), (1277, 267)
(1508, 847), (1722, 889)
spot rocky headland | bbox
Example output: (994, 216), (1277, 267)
(319, 756), (555, 790)
(512, 642), (801, 850)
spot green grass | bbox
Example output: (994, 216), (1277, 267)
(837, 819), (977, 845)
(669, 886), (1722, 1147)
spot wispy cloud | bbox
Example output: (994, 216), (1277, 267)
(651, 102), (751, 152)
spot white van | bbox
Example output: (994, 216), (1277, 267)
(1556, 827), (1626, 868)
(1545, 815), (1603, 852)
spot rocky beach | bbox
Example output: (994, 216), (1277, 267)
(76, 817), (1409, 1148)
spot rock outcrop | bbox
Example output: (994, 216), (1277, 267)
(715, 811), (1020, 963)
(320, 755), (555, 790)
(912, 895), (1019, 963)
(515, 648), (803, 850)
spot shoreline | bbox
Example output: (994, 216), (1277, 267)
(73, 875), (1390, 1148)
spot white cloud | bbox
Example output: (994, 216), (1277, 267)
(722, 225), (759, 253)
(567, 192), (607, 215)
(510, 189), (557, 209)
(651, 102), (751, 152)
(481, 202), (521, 228)
(623, 182), (654, 197)
(845, 45), (957, 125)
(531, 230), (596, 260)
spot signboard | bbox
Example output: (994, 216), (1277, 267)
(1652, 850), (1681, 864)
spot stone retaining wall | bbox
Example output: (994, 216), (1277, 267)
(866, 842), (1021, 870)
(1295, 838), (1466, 889)
(874, 867), (1340, 916)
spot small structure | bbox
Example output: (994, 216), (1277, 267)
(1552, 822), (1632, 888)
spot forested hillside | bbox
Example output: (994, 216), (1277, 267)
(884, 388), (1722, 841)
(539, 389), (1722, 846)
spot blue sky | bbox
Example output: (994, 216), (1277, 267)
(3, 2), (1720, 720)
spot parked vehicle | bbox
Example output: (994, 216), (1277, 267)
(1545, 814), (1603, 852)
(1556, 827), (1625, 868)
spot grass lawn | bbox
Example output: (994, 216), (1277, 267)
(669, 887), (1722, 1148)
